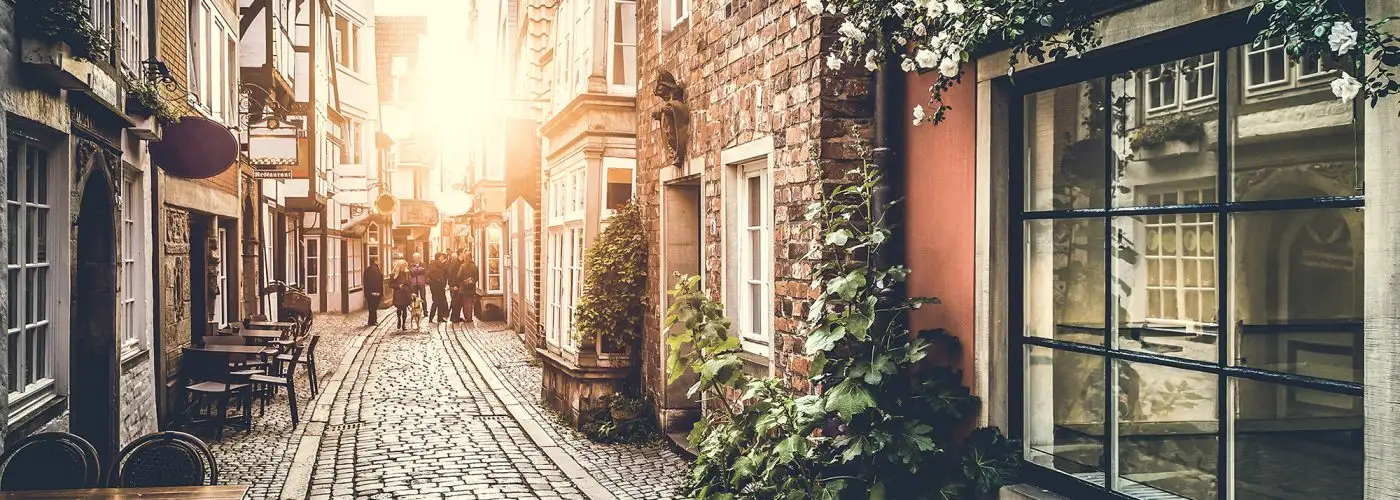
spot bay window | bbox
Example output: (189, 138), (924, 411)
(1015, 40), (1363, 499)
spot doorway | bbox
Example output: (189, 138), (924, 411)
(658, 178), (703, 430)
(70, 163), (119, 463)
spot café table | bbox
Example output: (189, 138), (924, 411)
(248, 321), (296, 330)
(183, 344), (267, 355)
(0, 485), (250, 499)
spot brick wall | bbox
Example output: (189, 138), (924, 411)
(374, 17), (428, 103)
(118, 355), (157, 445)
(637, 0), (873, 402)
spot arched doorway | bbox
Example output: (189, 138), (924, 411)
(70, 158), (119, 463)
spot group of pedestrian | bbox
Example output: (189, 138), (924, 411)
(362, 249), (481, 330)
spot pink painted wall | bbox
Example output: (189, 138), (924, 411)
(904, 66), (979, 390)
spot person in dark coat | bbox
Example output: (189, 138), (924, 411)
(427, 252), (450, 323)
(453, 250), (481, 323)
(390, 259), (413, 330)
(364, 258), (384, 326)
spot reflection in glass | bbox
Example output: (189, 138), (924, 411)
(1114, 216), (1218, 362)
(1113, 51), (1219, 208)
(1025, 218), (1106, 344)
(1234, 379), (1361, 499)
(1232, 44), (1362, 202)
(1025, 80), (1107, 211)
(1232, 209), (1362, 383)
(1116, 360), (1218, 500)
(1026, 346), (1105, 476)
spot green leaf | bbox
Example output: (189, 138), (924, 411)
(824, 229), (852, 246)
(774, 435), (808, 463)
(824, 379), (877, 420)
(846, 312), (873, 340)
(805, 326), (846, 355)
(869, 482), (887, 500)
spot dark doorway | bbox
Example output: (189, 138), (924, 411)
(70, 165), (119, 463)
(190, 216), (211, 339)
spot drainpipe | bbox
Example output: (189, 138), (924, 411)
(870, 23), (908, 312)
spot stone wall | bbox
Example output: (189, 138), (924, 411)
(637, 0), (873, 407)
(117, 354), (157, 445)
(159, 206), (194, 402)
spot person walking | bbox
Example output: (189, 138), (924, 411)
(427, 252), (450, 323)
(391, 259), (413, 331)
(409, 252), (429, 302)
(455, 250), (481, 323)
(364, 257), (383, 326)
(448, 250), (465, 322)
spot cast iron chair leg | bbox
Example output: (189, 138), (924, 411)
(287, 383), (299, 427)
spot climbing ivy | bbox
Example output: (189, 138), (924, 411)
(17, 0), (112, 60)
(574, 199), (649, 351)
(667, 156), (1019, 499)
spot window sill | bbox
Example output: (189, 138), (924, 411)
(119, 346), (150, 368)
(737, 350), (770, 378)
(7, 387), (61, 430)
(999, 485), (1071, 500)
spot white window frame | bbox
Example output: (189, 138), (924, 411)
(1144, 53), (1217, 116)
(118, 170), (144, 356)
(485, 223), (503, 294)
(721, 137), (775, 359)
(1140, 188), (1219, 327)
(90, 0), (114, 59)
(567, 226), (583, 349)
(547, 231), (566, 346)
(7, 137), (57, 403)
(663, 0), (690, 28)
(1243, 37), (1335, 98)
(347, 240), (363, 290)
(304, 238), (320, 295)
(187, 1), (237, 123)
(120, 0), (143, 74)
(366, 223), (381, 266)
(212, 228), (229, 325)
(607, 0), (638, 90)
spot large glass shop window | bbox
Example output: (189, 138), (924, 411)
(1017, 40), (1363, 499)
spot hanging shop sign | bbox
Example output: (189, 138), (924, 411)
(149, 116), (238, 179)
(247, 119), (300, 179)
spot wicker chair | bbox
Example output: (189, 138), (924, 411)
(106, 431), (218, 487)
(0, 432), (100, 491)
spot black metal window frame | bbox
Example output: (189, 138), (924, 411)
(1004, 13), (1365, 500)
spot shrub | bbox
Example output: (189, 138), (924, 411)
(573, 199), (648, 349)
(580, 393), (658, 444)
(18, 0), (112, 60)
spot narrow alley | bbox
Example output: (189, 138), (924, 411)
(205, 312), (685, 500)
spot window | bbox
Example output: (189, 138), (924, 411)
(120, 0), (143, 72)
(1244, 37), (1335, 95)
(728, 159), (772, 356)
(609, 0), (637, 88)
(187, 1), (237, 122)
(335, 15), (359, 70)
(304, 239), (319, 295)
(366, 223), (381, 266)
(485, 224), (503, 294)
(569, 227), (583, 343)
(547, 231), (566, 345)
(1016, 43), (1363, 500)
(347, 241), (363, 290)
(7, 138), (54, 398)
(606, 166), (634, 211)
(118, 172), (142, 353)
(212, 228), (229, 325)
(666, 0), (690, 26)
(90, 0), (114, 59)
(350, 121), (362, 165)
(1145, 53), (1216, 114)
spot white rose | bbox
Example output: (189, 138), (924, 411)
(915, 49), (938, 69)
(1331, 71), (1362, 102)
(945, 43), (961, 59)
(864, 50), (880, 71)
(912, 105), (926, 126)
(914, 23), (927, 37)
(825, 2), (836, 14)
(893, 3), (907, 16)
(826, 53), (844, 71)
(1328, 21), (1358, 55)
(945, 0), (965, 15)
(939, 56), (959, 78)
(925, 0), (944, 17)
(803, 0), (823, 15)
(838, 21), (865, 42)
(893, 35), (907, 45)
(901, 57), (917, 72)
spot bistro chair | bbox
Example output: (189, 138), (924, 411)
(0, 432), (100, 491)
(202, 334), (266, 374)
(276, 334), (321, 396)
(107, 431), (218, 487)
(250, 344), (306, 426)
(182, 350), (254, 441)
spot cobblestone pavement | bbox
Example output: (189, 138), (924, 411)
(453, 324), (689, 500)
(307, 321), (588, 500)
(183, 311), (373, 499)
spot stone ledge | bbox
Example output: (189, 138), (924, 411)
(1000, 484), (1072, 500)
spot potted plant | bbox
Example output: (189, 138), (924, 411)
(124, 74), (181, 130)
(17, 0), (111, 69)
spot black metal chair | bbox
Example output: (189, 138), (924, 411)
(106, 431), (218, 487)
(0, 432), (100, 491)
(275, 334), (321, 396)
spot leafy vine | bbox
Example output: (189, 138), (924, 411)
(574, 199), (649, 352)
(666, 155), (1018, 499)
(810, 0), (1400, 125)
(17, 0), (112, 60)
(125, 75), (183, 123)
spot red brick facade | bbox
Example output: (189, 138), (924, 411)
(637, 0), (873, 406)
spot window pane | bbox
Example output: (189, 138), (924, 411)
(6, 332), (17, 391)
(7, 141), (18, 202)
(1232, 209), (1361, 382)
(33, 207), (46, 263)
(1025, 218), (1106, 344)
(29, 325), (45, 382)
(1114, 216), (1218, 362)
(1025, 346), (1105, 476)
(1234, 378), (1360, 499)
(1114, 57), (1218, 207)
(747, 175), (762, 226)
(33, 267), (46, 322)
(8, 204), (18, 264)
(748, 229), (762, 281)
(749, 283), (763, 339)
(1116, 360), (1218, 499)
(1025, 80), (1107, 211)
(7, 270), (17, 330)
(1231, 45), (1361, 201)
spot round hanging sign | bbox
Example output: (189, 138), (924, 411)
(149, 116), (239, 179)
(375, 194), (398, 214)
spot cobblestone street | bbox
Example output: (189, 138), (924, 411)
(202, 311), (683, 499)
